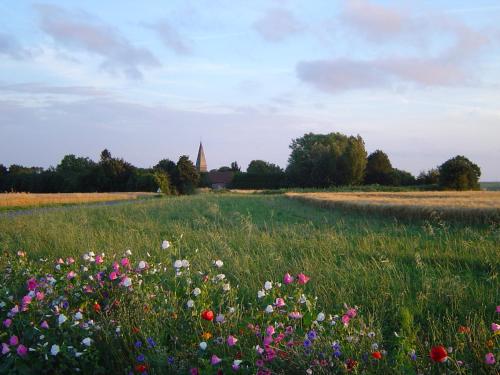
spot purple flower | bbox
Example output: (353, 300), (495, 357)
(137, 354), (145, 362)
(307, 330), (317, 341)
(3, 319), (12, 328)
(167, 356), (174, 365)
(303, 339), (312, 348)
(147, 337), (156, 348)
(211, 354), (222, 365)
(17, 344), (27, 357)
(135, 341), (142, 348)
(485, 353), (495, 365)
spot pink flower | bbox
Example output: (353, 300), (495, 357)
(22, 295), (32, 305)
(189, 368), (199, 375)
(112, 262), (120, 272)
(288, 311), (303, 319)
(109, 271), (118, 281)
(256, 359), (264, 367)
(227, 335), (238, 346)
(56, 258), (64, 264)
(40, 320), (49, 329)
(1, 343), (9, 355)
(27, 278), (37, 291)
(16, 344), (27, 357)
(211, 354), (222, 365)
(121, 258), (130, 267)
(485, 353), (495, 365)
(66, 257), (75, 264)
(266, 325), (275, 336)
(491, 323), (500, 332)
(346, 308), (357, 318)
(283, 273), (294, 285)
(67, 271), (76, 280)
(496, 305), (500, 313)
(263, 335), (273, 346)
(342, 315), (350, 326)
(10, 305), (19, 316)
(3, 319), (12, 328)
(36, 291), (45, 301)
(9, 336), (19, 346)
(274, 298), (286, 308)
(274, 333), (285, 343)
(83, 285), (93, 293)
(297, 273), (310, 285)
(95, 255), (104, 264)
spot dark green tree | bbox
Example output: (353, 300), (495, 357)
(247, 160), (283, 174)
(176, 155), (199, 194)
(365, 150), (393, 185)
(230, 161), (241, 172)
(438, 155), (481, 190)
(417, 168), (440, 185)
(390, 169), (416, 186)
(56, 154), (96, 192)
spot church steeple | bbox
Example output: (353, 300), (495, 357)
(196, 142), (207, 172)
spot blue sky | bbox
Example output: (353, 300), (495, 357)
(1, 0), (499, 180)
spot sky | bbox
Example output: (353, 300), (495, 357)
(1, 0), (499, 180)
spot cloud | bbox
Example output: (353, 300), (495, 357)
(147, 20), (191, 55)
(253, 8), (303, 42)
(34, 4), (160, 79)
(0, 82), (108, 96)
(0, 33), (31, 59)
(297, 1), (488, 93)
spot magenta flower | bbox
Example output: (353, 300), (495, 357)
(112, 262), (120, 272)
(22, 295), (32, 305)
(121, 258), (130, 267)
(1, 343), (9, 355)
(211, 354), (222, 365)
(266, 325), (275, 336)
(288, 311), (303, 319)
(297, 273), (310, 285)
(189, 368), (199, 375)
(9, 336), (19, 346)
(66, 257), (75, 264)
(263, 335), (273, 346)
(95, 255), (104, 264)
(227, 335), (238, 346)
(256, 359), (264, 367)
(342, 315), (350, 326)
(36, 291), (45, 301)
(27, 278), (37, 291)
(496, 305), (500, 313)
(485, 353), (495, 365)
(3, 319), (12, 328)
(56, 258), (64, 265)
(346, 308), (357, 318)
(16, 344), (27, 357)
(274, 298), (286, 308)
(67, 271), (76, 280)
(109, 271), (118, 281)
(40, 321), (49, 329)
(491, 323), (500, 332)
(283, 273), (294, 285)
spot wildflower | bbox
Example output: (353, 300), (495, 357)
(345, 358), (358, 371)
(307, 330), (318, 340)
(303, 339), (312, 348)
(297, 273), (310, 285)
(485, 352), (495, 365)
(288, 311), (302, 319)
(190, 368), (199, 375)
(342, 315), (350, 326)
(299, 294), (308, 304)
(3, 319), (12, 328)
(264, 281), (272, 290)
(283, 273), (294, 285)
(147, 337), (156, 348)
(201, 310), (214, 321)
(346, 308), (357, 318)
(227, 335), (238, 346)
(192, 288), (201, 297)
(41, 321), (49, 329)
(36, 291), (45, 301)
(214, 260), (223, 268)
(232, 359), (242, 371)
(138, 261), (147, 270)
(409, 350), (417, 361)
(274, 298), (286, 308)
(9, 336), (19, 346)
(256, 359), (264, 367)
(161, 240), (171, 249)
(368, 331), (376, 338)
(201, 332), (212, 340)
(216, 274), (226, 280)
(491, 323), (500, 332)
(66, 257), (75, 264)
(316, 312), (325, 322)
(182, 259), (190, 268)
(265, 305), (274, 313)
(372, 351), (382, 360)
(266, 326), (275, 336)
(74, 311), (83, 320)
(58, 314), (67, 325)
(216, 314), (225, 323)
(27, 278), (37, 291)
(95, 255), (104, 264)
(135, 364), (147, 373)
(430, 346), (447, 363)
(50, 344), (60, 356)
(211, 354), (222, 365)
(2, 343), (10, 355)
(17, 344), (27, 357)
(122, 277), (132, 287)
(93, 302), (101, 313)
(199, 342), (207, 350)
(82, 338), (92, 347)
(257, 290), (266, 299)
(109, 271), (118, 281)
(497, 305), (500, 313)
(186, 300), (195, 308)
(223, 283), (231, 292)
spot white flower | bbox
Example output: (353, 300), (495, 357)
(174, 260), (183, 269)
(161, 240), (171, 250)
(223, 283), (231, 292)
(186, 300), (195, 308)
(75, 352), (83, 357)
(55, 264), (61, 271)
(138, 261), (146, 270)
(50, 344), (60, 356)
(265, 305), (274, 313)
(58, 314), (67, 325)
(214, 260), (223, 268)
(122, 277), (132, 287)
(88, 251), (95, 257)
(181, 259), (190, 268)
(316, 312), (325, 322)
(82, 254), (90, 261)
(74, 312), (83, 321)
(371, 343), (379, 350)
(216, 274), (225, 280)
(82, 338), (92, 347)
(125, 249), (132, 256)
(233, 359), (243, 366)
(257, 290), (266, 299)
(199, 341), (207, 350)
(192, 288), (201, 297)
(228, 307), (235, 313)
(264, 281), (272, 290)
(299, 294), (307, 304)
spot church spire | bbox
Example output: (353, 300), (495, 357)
(196, 142), (207, 172)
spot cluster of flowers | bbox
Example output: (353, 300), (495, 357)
(1, 241), (498, 374)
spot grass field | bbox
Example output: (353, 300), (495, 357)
(0, 194), (498, 373)
(0, 192), (159, 210)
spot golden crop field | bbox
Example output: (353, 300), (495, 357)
(286, 191), (500, 221)
(0, 192), (158, 209)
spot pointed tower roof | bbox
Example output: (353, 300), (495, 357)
(196, 142), (207, 172)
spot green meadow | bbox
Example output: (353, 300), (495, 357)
(0, 194), (498, 373)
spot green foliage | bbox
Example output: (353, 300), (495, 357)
(153, 170), (171, 195)
(246, 160), (283, 174)
(365, 150), (393, 185)
(230, 161), (240, 172)
(176, 155), (199, 194)
(286, 132), (367, 187)
(417, 169), (440, 185)
(390, 168), (416, 186)
(230, 172), (288, 189)
(438, 155), (481, 190)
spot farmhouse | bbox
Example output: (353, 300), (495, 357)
(196, 142), (234, 189)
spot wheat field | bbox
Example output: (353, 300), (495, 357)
(0, 192), (158, 209)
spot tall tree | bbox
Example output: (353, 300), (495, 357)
(365, 150), (393, 185)
(438, 155), (481, 190)
(247, 160), (283, 174)
(176, 155), (199, 194)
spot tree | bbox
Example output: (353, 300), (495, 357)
(438, 155), (481, 190)
(218, 166), (232, 172)
(390, 169), (416, 186)
(97, 149), (134, 191)
(0, 164), (7, 176)
(247, 160), (283, 174)
(56, 154), (96, 192)
(286, 132), (367, 187)
(365, 150), (393, 185)
(153, 171), (172, 194)
(154, 159), (179, 192)
(230, 161), (241, 172)
(176, 155), (199, 194)
(417, 169), (439, 185)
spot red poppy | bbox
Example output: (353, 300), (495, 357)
(458, 326), (470, 334)
(135, 364), (147, 373)
(372, 351), (382, 360)
(430, 346), (448, 363)
(345, 358), (358, 371)
(132, 327), (140, 334)
(201, 310), (214, 321)
(93, 302), (101, 313)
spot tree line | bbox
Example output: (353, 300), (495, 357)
(0, 132), (482, 193)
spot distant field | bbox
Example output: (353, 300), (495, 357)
(0, 192), (158, 209)
(481, 182), (500, 191)
(286, 191), (500, 222)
